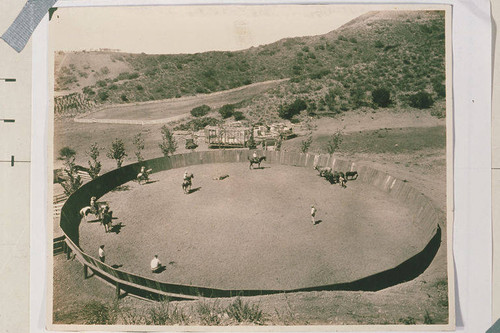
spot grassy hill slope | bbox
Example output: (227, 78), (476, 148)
(55, 10), (445, 119)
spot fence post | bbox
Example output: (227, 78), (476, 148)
(83, 265), (88, 279)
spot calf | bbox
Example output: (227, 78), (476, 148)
(345, 171), (358, 180)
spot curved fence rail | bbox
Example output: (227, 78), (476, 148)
(59, 150), (442, 300)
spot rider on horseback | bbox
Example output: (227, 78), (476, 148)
(90, 196), (99, 214)
(137, 166), (152, 184)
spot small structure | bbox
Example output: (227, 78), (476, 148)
(253, 122), (295, 141)
(205, 124), (252, 148)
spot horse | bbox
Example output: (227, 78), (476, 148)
(345, 171), (358, 180)
(80, 203), (106, 221)
(137, 168), (152, 184)
(182, 174), (194, 194)
(101, 208), (113, 232)
(314, 165), (332, 177)
(321, 170), (344, 184)
(332, 171), (345, 184)
(79, 206), (92, 222)
(248, 156), (266, 169)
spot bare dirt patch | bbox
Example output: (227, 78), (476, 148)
(79, 163), (425, 290)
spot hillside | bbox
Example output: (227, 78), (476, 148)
(54, 10), (445, 120)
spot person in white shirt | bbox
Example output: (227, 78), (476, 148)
(98, 245), (105, 263)
(311, 205), (317, 225)
(151, 255), (162, 273)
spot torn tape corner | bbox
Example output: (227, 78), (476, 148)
(1, 0), (57, 53)
(487, 318), (500, 333)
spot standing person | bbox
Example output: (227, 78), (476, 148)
(151, 254), (162, 273)
(102, 205), (113, 232)
(311, 205), (317, 225)
(98, 245), (105, 263)
(339, 176), (347, 188)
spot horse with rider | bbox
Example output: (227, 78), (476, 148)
(137, 166), (152, 184)
(248, 151), (266, 169)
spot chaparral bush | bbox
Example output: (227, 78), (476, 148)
(372, 88), (392, 107)
(191, 105), (211, 117)
(409, 91), (434, 109)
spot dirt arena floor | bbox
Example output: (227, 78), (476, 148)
(78, 163), (428, 291)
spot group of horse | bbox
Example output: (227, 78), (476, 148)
(79, 198), (114, 232)
(137, 165), (194, 194)
(314, 165), (358, 187)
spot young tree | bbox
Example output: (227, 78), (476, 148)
(106, 138), (127, 168)
(300, 136), (313, 153)
(133, 133), (145, 162)
(58, 147), (82, 196)
(159, 125), (178, 157)
(324, 129), (344, 156)
(86, 142), (102, 179)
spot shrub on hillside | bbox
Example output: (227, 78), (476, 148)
(128, 72), (140, 79)
(350, 87), (368, 109)
(219, 104), (235, 119)
(233, 111), (245, 121)
(83, 86), (95, 96)
(432, 78), (446, 98)
(174, 117), (221, 132)
(309, 69), (331, 80)
(117, 72), (130, 80)
(100, 67), (110, 75)
(98, 90), (109, 102)
(323, 89), (338, 113)
(372, 88), (391, 107)
(191, 105), (211, 117)
(409, 91), (434, 109)
(278, 98), (307, 120)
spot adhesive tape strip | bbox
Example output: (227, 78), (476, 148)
(1, 0), (57, 53)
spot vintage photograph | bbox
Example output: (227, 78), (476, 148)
(49, 5), (453, 329)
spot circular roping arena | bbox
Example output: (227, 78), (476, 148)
(62, 150), (441, 295)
